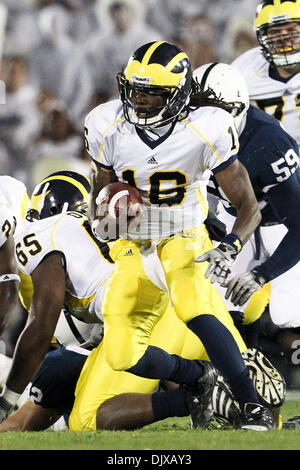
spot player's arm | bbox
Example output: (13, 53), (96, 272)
(196, 159), (261, 285)
(215, 159), (261, 244)
(0, 399), (62, 432)
(0, 236), (20, 335)
(89, 160), (118, 223)
(226, 171), (300, 306)
(0, 254), (66, 421)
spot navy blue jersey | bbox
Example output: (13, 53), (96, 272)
(29, 346), (89, 413)
(208, 105), (300, 282)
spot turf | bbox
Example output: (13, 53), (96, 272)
(0, 399), (299, 452)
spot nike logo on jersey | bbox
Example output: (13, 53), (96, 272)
(147, 156), (158, 164)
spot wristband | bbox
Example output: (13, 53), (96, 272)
(0, 386), (21, 407)
(0, 274), (20, 283)
(222, 233), (243, 253)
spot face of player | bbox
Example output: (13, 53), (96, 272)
(129, 89), (168, 119)
(266, 22), (300, 59)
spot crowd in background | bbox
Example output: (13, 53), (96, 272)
(0, 0), (260, 192)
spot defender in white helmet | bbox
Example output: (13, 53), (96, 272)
(193, 63), (300, 343)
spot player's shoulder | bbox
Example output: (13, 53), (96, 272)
(0, 175), (27, 192)
(231, 47), (268, 78)
(85, 99), (125, 137)
(241, 106), (299, 165)
(246, 105), (298, 148)
(18, 212), (85, 241)
(188, 105), (234, 129)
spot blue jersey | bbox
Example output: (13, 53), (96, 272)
(208, 105), (300, 282)
(29, 346), (89, 415)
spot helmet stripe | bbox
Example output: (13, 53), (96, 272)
(38, 175), (90, 203)
(197, 63), (218, 90)
(141, 41), (165, 66)
(166, 52), (189, 73)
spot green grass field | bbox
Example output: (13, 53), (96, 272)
(0, 399), (299, 452)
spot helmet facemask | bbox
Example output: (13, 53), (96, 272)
(257, 20), (300, 67)
(117, 72), (190, 129)
(117, 41), (192, 130)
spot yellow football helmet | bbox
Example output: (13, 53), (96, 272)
(255, 0), (300, 67)
(28, 170), (90, 221)
(117, 41), (192, 129)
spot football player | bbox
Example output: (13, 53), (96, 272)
(0, 328), (286, 432)
(0, 176), (29, 335)
(192, 62), (300, 346)
(0, 170), (115, 423)
(85, 40), (275, 430)
(232, 0), (300, 150)
(0, 170), (219, 431)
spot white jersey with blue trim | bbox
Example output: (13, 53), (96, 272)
(232, 47), (300, 149)
(85, 99), (239, 240)
(0, 176), (29, 248)
(15, 211), (114, 324)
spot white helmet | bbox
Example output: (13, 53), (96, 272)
(192, 63), (250, 133)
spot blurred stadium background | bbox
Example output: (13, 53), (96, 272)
(0, 0), (260, 193)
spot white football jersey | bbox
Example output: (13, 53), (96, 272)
(0, 176), (29, 248)
(15, 211), (114, 324)
(85, 99), (239, 240)
(232, 47), (300, 149)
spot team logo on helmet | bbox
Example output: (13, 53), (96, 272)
(117, 41), (192, 129)
(28, 170), (91, 220)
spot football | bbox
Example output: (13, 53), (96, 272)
(96, 181), (143, 220)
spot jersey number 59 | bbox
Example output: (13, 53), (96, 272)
(271, 149), (299, 182)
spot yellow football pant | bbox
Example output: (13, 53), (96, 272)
(243, 283), (271, 325)
(102, 225), (245, 371)
(69, 303), (247, 431)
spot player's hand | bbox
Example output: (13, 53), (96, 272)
(0, 396), (14, 424)
(195, 242), (238, 285)
(225, 270), (266, 306)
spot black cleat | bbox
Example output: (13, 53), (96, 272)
(211, 376), (242, 429)
(241, 403), (277, 431)
(182, 360), (218, 429)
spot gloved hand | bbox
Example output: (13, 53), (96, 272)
(225, 269), (266, 306)
(195, 242), (238, 285)
(0, 395), (14, 424)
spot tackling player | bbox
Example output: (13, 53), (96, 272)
(192, 62), (300, 346)
(228, 0), (300, 332)
(0, 171), (228, 431)
(0, 344), (285, 432)
(0, 170), (115, 423)
(85, 40), (275, 430)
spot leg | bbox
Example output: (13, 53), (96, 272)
(103, 241), (209, 387)
(160, 227), (267, 412)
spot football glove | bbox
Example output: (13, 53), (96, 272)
(195, 242), (238, 285)
(225, 269), (266, 306)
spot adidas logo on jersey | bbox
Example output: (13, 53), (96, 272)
(124, 249), (133, 256)
(147, 156), (158, 164)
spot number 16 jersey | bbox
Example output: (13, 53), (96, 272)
(85, 99), (239, 241)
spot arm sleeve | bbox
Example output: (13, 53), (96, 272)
(84, 109), (113, 169)
(254, 173), (300, 281)
(201, 110), (240, 174)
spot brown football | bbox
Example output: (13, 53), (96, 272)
(96, 181), (143, 220)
